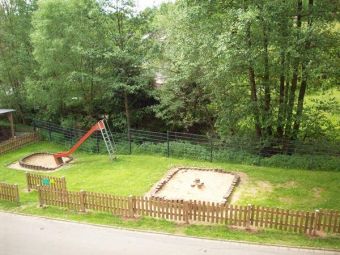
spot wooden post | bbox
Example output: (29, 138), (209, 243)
(79, 190), (86, 213)
(14, 184), (20, 205)
(312, 209), (320, 236)
(32, 119), (36, 132)
(7, 112), (15, 138)
(37, 185), (43, 207)
(184, 201), (190, 224)
(61, 176), (66, 191)
(167, 131), (170, 157)
(26, 172), (31, 192)
(246, 204), (253, 229)
(128, 195), (136, 218)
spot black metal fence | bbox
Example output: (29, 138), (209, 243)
(32, 119), (340, 164)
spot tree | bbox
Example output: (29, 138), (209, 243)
(0, 0), (37, 122)
(29, 0), (108, 123)
(154, 0), (339, 148)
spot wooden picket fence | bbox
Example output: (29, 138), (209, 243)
(26, 172), (67, 192)
(37, 187), (340, 235)
(0, 133), (39, 155)
(0, 183), (20, 204)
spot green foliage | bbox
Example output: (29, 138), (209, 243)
(153, 0), (339, 142)
(0, 0), (37, 122)
(127, 141), (340, 171)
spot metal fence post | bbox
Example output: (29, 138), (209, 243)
(96, 133), (100, 153)
(128, 128), (132, 154)
(48, 123), (52, 141)
(210, 139), (213, 162)
(167, 131), (170, 157)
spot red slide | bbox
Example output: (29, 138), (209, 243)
(53, 120), (106, 164)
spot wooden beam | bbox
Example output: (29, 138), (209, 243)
(7, 112), (15, 138)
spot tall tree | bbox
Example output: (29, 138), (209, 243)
(0, 0), (36, 122)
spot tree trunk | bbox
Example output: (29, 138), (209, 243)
(292, 0), (313, 138)
(262, 21), (272, 137)
(246, 23), (262, 138)
(276, 51), (285, 139)
(284, 0), (302, 140)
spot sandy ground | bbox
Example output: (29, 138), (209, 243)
(8, 154), (71, 171)
(155, 169), (236, 203)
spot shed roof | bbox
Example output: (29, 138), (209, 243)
(0, 109), (15, 115)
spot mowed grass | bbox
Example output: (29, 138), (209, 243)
(0, 141), (340, 249)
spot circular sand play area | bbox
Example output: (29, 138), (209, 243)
(148, 167), (239, 204)
(15, 152), (72, 171)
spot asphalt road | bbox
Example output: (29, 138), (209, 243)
(0, 212), (339, 255)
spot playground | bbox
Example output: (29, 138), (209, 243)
(1, 120), (340, 250)
(1, 140), (340, 249)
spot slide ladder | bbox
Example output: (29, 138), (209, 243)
(53, 119), (116, 164)
(100, 119), (116, 160)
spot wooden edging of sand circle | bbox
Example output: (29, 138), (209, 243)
(148, 167), (240, 204)
(19, 152), (73, 171)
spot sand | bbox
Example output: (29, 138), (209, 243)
(154, 169), (236, 203)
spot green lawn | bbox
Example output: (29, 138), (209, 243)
(1, 141), (340, 250)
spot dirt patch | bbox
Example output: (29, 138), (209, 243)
(257, 181), (273, 192)
(148, 167), (239, 203)
(230, 172), (249, 203)
(278, 181), (297, 188)
(231, 179), (273, 203)
(279, 197), (294, 205)
(312, 187), (324, 199)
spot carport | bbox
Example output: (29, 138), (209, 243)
(0, 109), (15, 139)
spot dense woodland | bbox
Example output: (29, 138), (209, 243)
(0, 0), (339, 150)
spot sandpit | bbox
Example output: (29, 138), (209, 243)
(11, 152), (73, 171)
(148, 167), (239, 204)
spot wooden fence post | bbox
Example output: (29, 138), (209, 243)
(79, 190), (86, 213)
(37, 185), (43, 207)
(184, 201), (190, 224)
(14, 184), (20, 205)
(312, 209), (320, 236)
(26, 172), (31, 192)
(128, 195), (136, 218)
(61, 176), (66, 190)
(246, 204), (253, 229)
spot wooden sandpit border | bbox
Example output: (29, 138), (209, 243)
(148, 167), (240, 204)
(19, 152), (73, 171)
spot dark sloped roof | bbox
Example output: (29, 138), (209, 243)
(0, 109), (15, 115)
